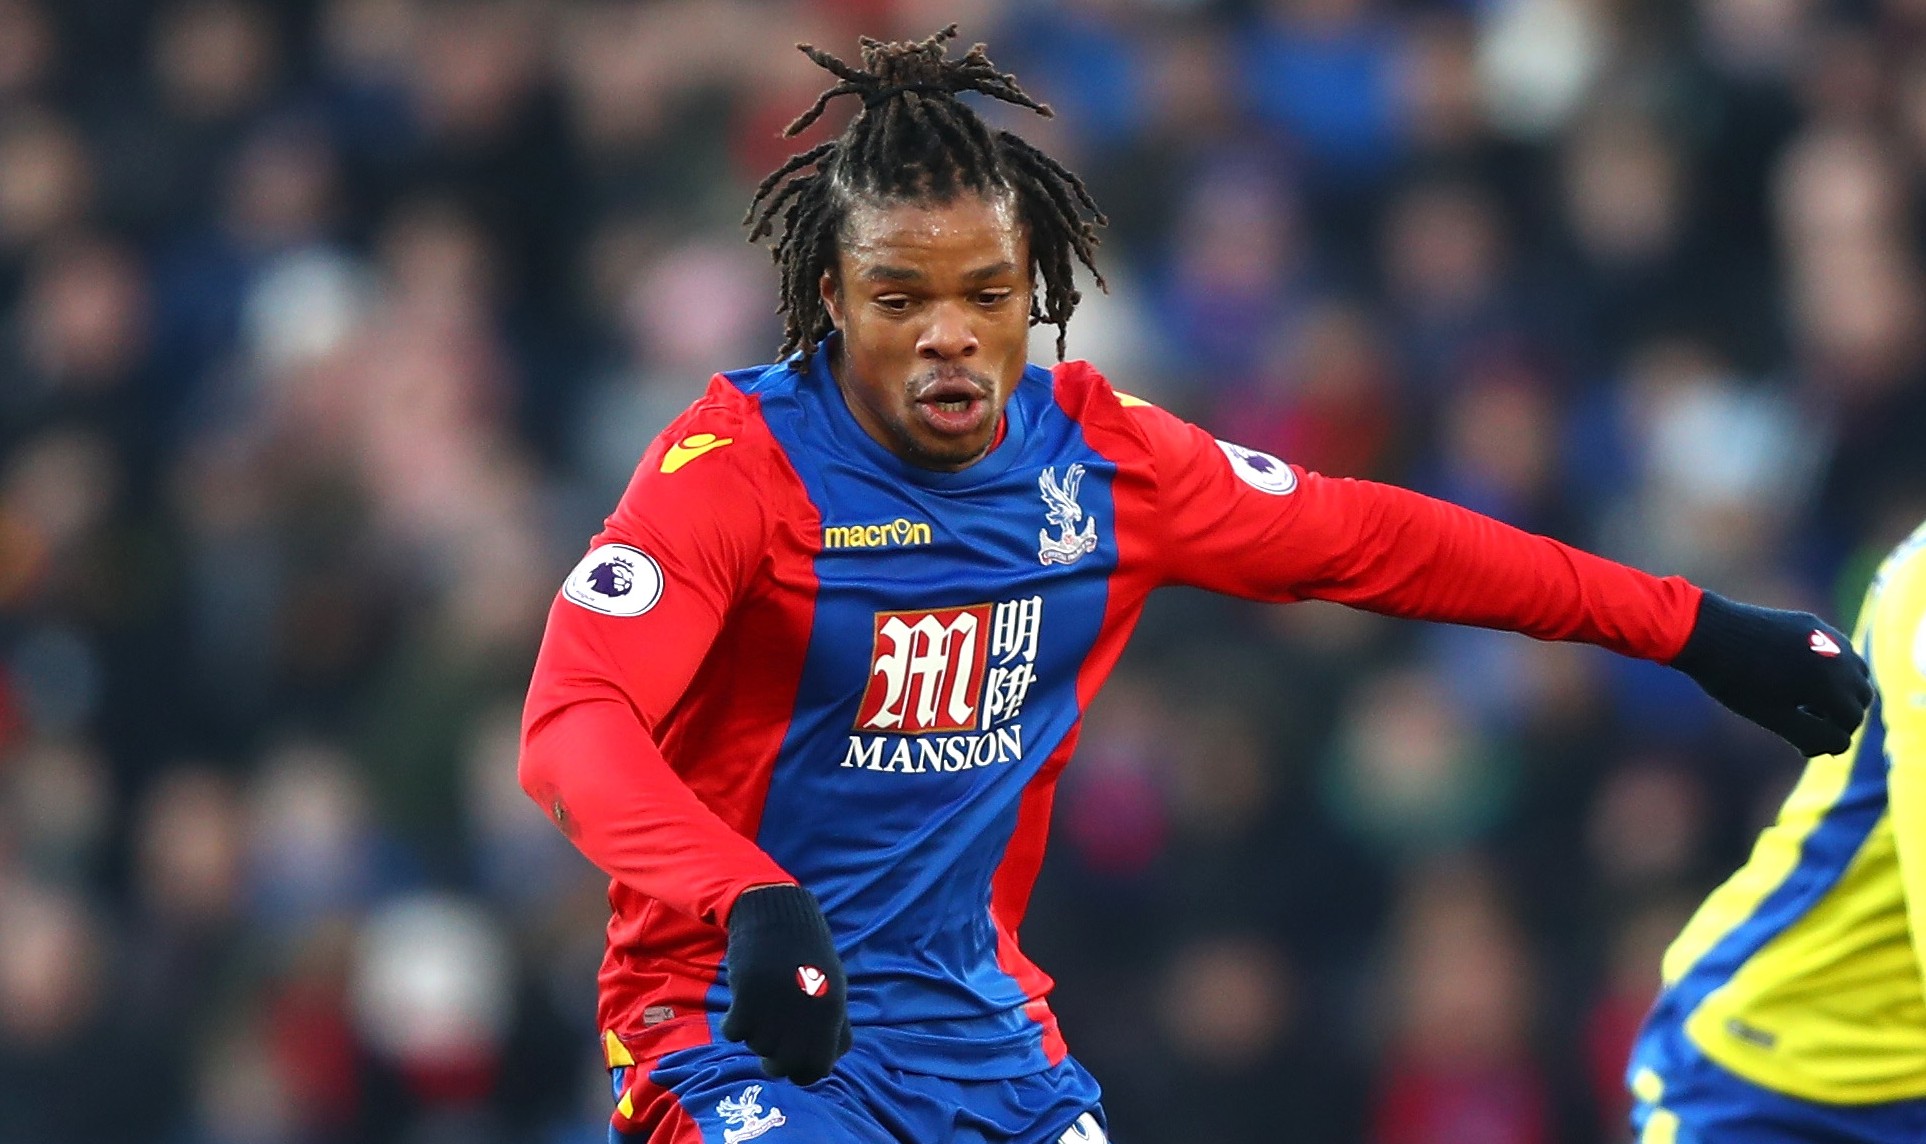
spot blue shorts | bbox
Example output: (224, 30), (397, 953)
(1628, 1018), (1926, 1143)
(609, 1039), (1109, 1144)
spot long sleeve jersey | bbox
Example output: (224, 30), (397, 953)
(1635, 519), (1926, 1106)
(519, 343), (1701, 1080)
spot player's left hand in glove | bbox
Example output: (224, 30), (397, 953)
(1669, 590), (1874, 756)
(721, 883), (852, 1085)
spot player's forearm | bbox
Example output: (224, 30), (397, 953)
(519, 694), (795, 926)
(1295, 475), (1702, 660)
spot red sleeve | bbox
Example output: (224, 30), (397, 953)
(1128, 391), (1701, 662)
(519, 381), (794, 927)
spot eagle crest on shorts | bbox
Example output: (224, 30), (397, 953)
(718, 1084), (786, 1144)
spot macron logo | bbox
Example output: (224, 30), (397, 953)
(1809, 630), (1842, 657)
(661, 432), (733, 474)
(796, 966), (828, 997)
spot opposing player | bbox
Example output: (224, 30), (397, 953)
(1628, 521), (1926, 1143)
(518, 28), (1871, 1144)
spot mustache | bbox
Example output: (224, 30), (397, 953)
(909, 366), (994, 399)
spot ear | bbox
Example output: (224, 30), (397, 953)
(820, 270), (844, 330)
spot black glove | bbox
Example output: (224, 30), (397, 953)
(1670, 591), (1874, 756)
(721, 883), (851, 1084)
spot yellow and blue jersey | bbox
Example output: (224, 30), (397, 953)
(1629, 521), (1926, 1139)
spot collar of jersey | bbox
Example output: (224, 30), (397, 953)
(803, 338), (1032, 491)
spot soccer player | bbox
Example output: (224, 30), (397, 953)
(518, 28), (1871, 1144)
(1628, 521), (1926, 1144)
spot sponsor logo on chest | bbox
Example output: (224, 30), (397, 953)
(842, 595), (1043, 775)
(822, 517), (932, 550)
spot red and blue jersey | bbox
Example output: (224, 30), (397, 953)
(520, 342), (1702, 1081)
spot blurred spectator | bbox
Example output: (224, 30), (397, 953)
(1556, 109), (1701, 366)
(1593, 337), (1820, 585)
(1324, 668), (1517, 859)
(1156, 158), (1317, 385)
(1380, 177), (1526, 392)
(1476, 0), (1606, 141)
(1425, 350), (1563, 528)
(0, 110), (94, 278)
(187, 1017), (302, 1144)
(1396, 10), (1489, 165)
(1369, 857), (1548, 1144)
(0, 426), (126, 625)
(1057, 671), (1174, 886)
(148, 121), (344, 433)
(129, 763), (244, 953)
(0, 1), (56, 107)
(351, 894), (516, 1126)
(0, 879), (117, 1143)
(1089, 21), (1239, 245)
(0, 736), (109, 884)
(1585, 756), (1709, 893)
(1243, 0), (1406, 186)
(1210, 299), (1405, 481)
(1156, 934), (1303, 1133)
(121, 765), (248, 1136)
(5, 236), (155, 468)
(245, 740), (387, 931)
(1000, 0), (1150, 152)
(93, 0), (285, 238)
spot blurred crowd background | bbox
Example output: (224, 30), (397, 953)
(1, 0), (1923, 1141)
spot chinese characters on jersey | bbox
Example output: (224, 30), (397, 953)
(844, 596), (1044, 773)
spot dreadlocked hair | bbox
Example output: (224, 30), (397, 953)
(744, 25), (1106, 365)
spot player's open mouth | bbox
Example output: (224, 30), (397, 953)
(913, 377), (992, 437)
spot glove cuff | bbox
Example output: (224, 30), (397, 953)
(728, 883), (832, 944)
(1670, 590), (1752, 675)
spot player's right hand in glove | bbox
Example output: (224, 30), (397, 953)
(1669, 590), (1874, 757)
(722, 883), (851, 1084)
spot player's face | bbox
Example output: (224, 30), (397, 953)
(822, 191), (1033, 471)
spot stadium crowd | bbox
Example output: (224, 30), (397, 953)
(0, 0), (1921, 1141)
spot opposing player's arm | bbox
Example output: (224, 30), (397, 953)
(519, 396), (794, 927)
(1871, 541), (1926, 985)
